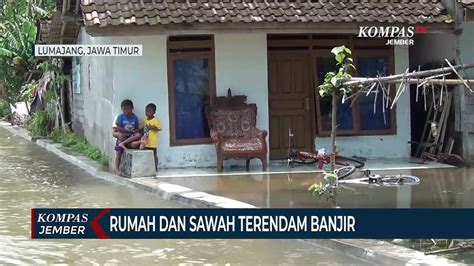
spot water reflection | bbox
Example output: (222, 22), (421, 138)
(0, 128), (361, 264)
(161, 167), (474, 209)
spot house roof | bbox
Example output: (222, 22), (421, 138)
(81, 0), (451, 28)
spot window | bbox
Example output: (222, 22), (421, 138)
(74, 57), (81, 94)
(315, 48), (395, 136)
(167, 35), (216, 146)
(356, 52), (393, 133)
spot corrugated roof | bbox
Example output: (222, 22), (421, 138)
(80, 0), (451, 27)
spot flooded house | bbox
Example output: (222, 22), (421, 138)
(41, 0), (473, 170)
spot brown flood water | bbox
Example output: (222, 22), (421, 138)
(160, 165), (474, 264)
(160, 168), (474, 208)
(0, 128), (369, 264)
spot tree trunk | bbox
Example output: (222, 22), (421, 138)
(331, 91), (337, 171)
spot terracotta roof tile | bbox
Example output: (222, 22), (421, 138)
(80, 0), (451, 27)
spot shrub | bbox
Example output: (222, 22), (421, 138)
(49, 129), (109, 166)
(27, 110), (55, 136)
(0, 100), (10, 118)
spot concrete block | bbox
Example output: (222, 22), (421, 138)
(120, 149), (156, 178)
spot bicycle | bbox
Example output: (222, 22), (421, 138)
(287, 128), (364, 178)
(336, 170), (420, 186)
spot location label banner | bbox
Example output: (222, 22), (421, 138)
(31, 208), (474, 239)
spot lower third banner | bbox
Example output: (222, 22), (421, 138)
(31, 208), (474, 239)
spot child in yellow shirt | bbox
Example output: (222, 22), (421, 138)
(139, 103), (161, 170)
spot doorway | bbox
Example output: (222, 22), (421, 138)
(268, 48), (314, 159)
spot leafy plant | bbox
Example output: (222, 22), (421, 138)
(36, 59), (70, 132)
(309, 171), (338, 195)
(317, 45), (355, 171)
(19, 81), (36, 102)
(27, 109), (55, 136)
(318, 45), (355, 98)
(0, 0), (55, 106)
(0, 99), (9, 118)
(49, 129), (109, 166)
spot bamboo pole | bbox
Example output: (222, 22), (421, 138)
(342, 64), (474, 86)
(425, 245), (473, 255)
(349, 78), (474, 85)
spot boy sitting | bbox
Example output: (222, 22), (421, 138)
(112, 99), (141, 175)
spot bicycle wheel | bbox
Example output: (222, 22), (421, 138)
(290, 156), (317, 165)
(334, 166), (356, 179)
(380, 174), (420, 185)
(335, 156), (365, 168)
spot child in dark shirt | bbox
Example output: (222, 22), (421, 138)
(112, 99), (141, 174)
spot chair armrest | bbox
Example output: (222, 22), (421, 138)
(255, 128), (268, 140)
(210, 128), (223, 143)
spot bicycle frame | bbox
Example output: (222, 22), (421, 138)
(287, 128), (332, 169)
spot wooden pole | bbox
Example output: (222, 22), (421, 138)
(425, 245), (473, 255)
(331, 90), (337, 172)
(348, 78), (474, 85)
(343, 64), (474, 86)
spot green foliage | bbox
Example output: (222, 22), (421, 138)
(37, 61), (62, 72)
(318, 45), (355, 98)
(19, 81), (36, 102)
(0, 99), (9, 118)
(49, 130), (109, 166)
(0, 0), (55, 105)
(308, 171), (338, 197)
(37, 59), (70, 102)
(27, 109), (55, 136)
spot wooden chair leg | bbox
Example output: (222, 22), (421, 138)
(217, 158), (224, 172)
(260, 156), (267, 171)
(246, 159), (251, 171)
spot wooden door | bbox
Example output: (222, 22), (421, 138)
(268, 51), (313, 159)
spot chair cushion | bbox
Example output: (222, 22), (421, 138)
(210, 108), (255, 138)
(221, 138), (263, 153)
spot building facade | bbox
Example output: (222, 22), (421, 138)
(68, 0), (454, 169)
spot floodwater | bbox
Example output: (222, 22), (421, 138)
(0, 128), (365, 265)
(160, 168), (474, 209)
(160, 160), (474, 264)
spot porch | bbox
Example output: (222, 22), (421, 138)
(155, 158), (453, 178)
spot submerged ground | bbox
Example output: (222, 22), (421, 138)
(0, 128), (370, 265)
(158, 167), (474, 209)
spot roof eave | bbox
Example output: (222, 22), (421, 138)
(84, 21), (455, 37)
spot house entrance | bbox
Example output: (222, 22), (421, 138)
(268, 50), (313, 159)
(267, 34), (345, 160)
(267, 34), (394, 160)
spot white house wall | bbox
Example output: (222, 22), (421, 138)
(214, 34), (269, 166)
(315, 46), (411, 158)
(74, 29), (115, 160)
(77, 31), (269, 168)
(460, 21), (474, 77)
(458, 21), (474, 163)
(76, 29), (412, 169)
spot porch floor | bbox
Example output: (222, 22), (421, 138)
(156, 157), (453, 178)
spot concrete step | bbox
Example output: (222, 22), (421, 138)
(120, 149), (156, 178)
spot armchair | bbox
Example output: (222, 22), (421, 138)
(207, 89), (268, 172)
